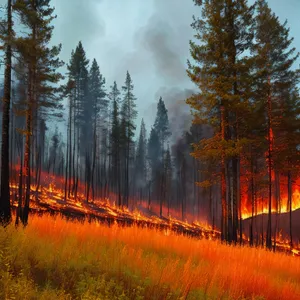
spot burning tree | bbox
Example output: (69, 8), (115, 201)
(187, 0), (300, 248)
(13, 0), (64, 225)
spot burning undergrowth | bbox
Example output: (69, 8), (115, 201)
(8, 165), (300, 257)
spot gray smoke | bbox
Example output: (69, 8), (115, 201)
(155, 87), (195, 144)
(51, 0), (106, 63)
(136, 0), (198, 137)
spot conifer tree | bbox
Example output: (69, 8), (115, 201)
(187, 0), (255, 242)
(121, 71), (137, 207)
(154, 97), (171, 156)
(109, 81), (122, 206)
(252, 0), (300, 249)
(87, 59), (106, 201)
(0, 0), (13, 224)
(135, 119), (147, 198)
(67, 42), (89, 199)
(13, 0), (64, 225)
(164, 145), (172, 216)
(147, 127), (160, 209)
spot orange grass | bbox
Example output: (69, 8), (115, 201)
(0, 214), (299, 299)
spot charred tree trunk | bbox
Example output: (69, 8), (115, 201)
(288, 170), (293, 248)
(250, 156), (255, 247)
(0, 0), (13, 224)
(90, 127), (97, 202)
(221, 105), (227, 242)
(15, 138), (23, 226)
(266, 76), (273, 250)
(226, 160), (232, 244)
(23, 69), (33, 226)
(273, 170), (280, 252)
(64, 121), (69, 201)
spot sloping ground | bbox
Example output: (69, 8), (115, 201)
(10, 183), (299, 255)
(1, 214), (300, 300)
(10, 184), (220, 242)
(242, 209), (300, 244)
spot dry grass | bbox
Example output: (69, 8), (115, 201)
(0, 214), (299, 299)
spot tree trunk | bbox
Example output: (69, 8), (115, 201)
(288, 170), (293, 248)
(221, 105), (227, 241)
(0, 0), (12, 224)
(15, 138), (23, 226)
(23, 69), (33, 226)
(266, 76), (273, 250)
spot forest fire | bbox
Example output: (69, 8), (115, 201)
(8, 166), (300, 256)
(240, 178), (300, 220)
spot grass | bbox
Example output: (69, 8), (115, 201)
(0, 215), (299, 299)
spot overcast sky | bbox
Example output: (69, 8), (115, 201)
(49, 0), (299, 139)
(1, 0), (300, 140)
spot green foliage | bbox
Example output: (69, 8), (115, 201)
(13, 0), (65, 116)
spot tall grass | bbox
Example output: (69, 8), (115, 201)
(0, 215), (299, 299)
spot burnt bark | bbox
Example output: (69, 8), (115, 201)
(0, 0), (13, 225)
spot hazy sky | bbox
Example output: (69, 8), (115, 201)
(1, 0), (300, 139)
(49, 0), (299, 139)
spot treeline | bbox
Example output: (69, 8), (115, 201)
(187, 0), (300, 250)
(0, 0), (212, 228)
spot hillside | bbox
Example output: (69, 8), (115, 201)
(1, 214), (299, 300)
(243, 209), (300, 244)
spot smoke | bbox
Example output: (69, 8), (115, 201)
(135, 0), (198, 139)
(135, 16), (186, 85)
(51, 0), (106, 63)
(154, 87), (195, 144)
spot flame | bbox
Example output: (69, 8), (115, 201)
(241, 177), (300, 220)
(7, 164), (300, 255)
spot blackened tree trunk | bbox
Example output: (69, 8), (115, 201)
(15, 137), (23, 226)
(0, 0), (13, 224)
(266, 76), (273, 250)
(23, 68), (33, 226)
(221, 105), (227, 242)
(288, 170), (293, 248)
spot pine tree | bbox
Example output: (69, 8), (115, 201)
(0, 0), (13, 224)
(154, 97), (171, 156)
(87, 59), (107, 202)
(13, 0), (64, 225)
(152, 97), (171, 216)
(109, 81), (122, 206)
(187, 0), (255, 243)
(135, 119), (147, 199)
(121, 71), (137, 207)
(147, 127), (160, 210)
(67, 42), (89, 199)
(164, 145), (172, 216)
(252, 0), (300, 250)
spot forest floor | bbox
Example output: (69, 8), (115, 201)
(0, 214), (299, 300)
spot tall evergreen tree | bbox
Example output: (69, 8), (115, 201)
(147, 127), (160, 210)
(0, 0), (13, 224)
(135, 119), (147, 198)
(252, 0), (300, 249)
(109, 81), (122, 206)
(164, 145), (172, 216)
(67, 42), (89, 199)
(121, 71), (137, 207)
(186, 0), (255, 243)
(13, 0), (64, 225)
(86, 58), (106, 202)
(154, 97), (171, 156)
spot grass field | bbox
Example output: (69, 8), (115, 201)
(0, 215), (299, 300)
